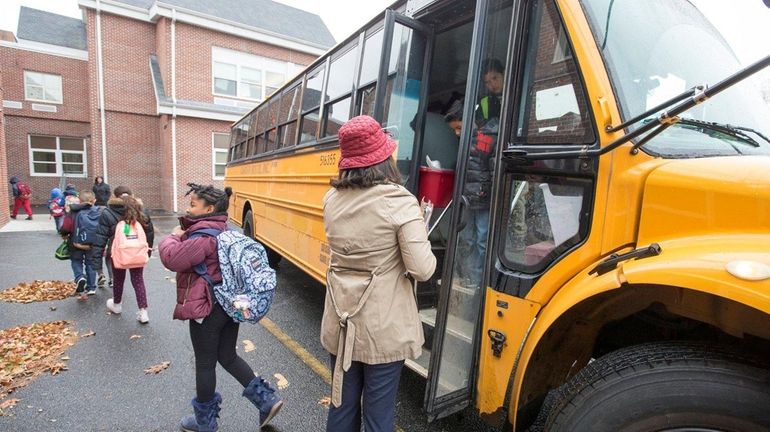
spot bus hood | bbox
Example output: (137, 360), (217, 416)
(637, 156), (770, 244)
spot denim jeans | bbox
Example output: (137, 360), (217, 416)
(326, 355), (404, 432)
(459, 208), (489, 285)
(71, 249), (96, 290)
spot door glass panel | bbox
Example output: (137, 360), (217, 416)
(501, 175), (589, 271)
(513, 0), (594, 145)
(434, 0), (513, 400)
(381, 22), (427, 184)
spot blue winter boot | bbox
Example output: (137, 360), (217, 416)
(243, 376), (284, 427)
(180, 392), (222, 432)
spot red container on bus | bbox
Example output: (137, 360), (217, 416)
(418, 167), (455, 207)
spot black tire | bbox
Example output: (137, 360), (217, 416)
(242, 210), (282, 268)
(544, 342), (770, 432)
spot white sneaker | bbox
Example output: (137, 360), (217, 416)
(106, 298), (122, 314)
(137, 308), (149, 324)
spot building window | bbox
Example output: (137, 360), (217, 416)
(24, 71), (62, 104)
(213, 133), (230, 179)
(28, 135), (86, 176)
(212, 47), (292, 102)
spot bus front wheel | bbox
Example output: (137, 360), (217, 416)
(544, 341), (770, 432)
(242, 210), (282, 268)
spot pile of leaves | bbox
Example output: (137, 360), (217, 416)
(0, 321), (77, 416)
(0, 280), (75, 303)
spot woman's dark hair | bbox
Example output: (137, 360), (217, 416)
(185, 183), (232, 213)
(113, 185), (132, 197)
(94, 176), (104, 185)
(331, 157), (402, 189)
(121, 195), (147, 226)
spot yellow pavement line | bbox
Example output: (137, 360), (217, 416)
(259, 317), (406, 432)
(260, 317), (332, 384)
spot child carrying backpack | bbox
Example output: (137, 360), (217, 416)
(48, 188), (65, 232)
(63, 191), (101, 297)
(159, 183), (282, 432)
(89, 186), (154, 323)
(9, 176), (33, 220)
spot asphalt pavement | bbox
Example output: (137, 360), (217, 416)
(0, 214), (493, 432)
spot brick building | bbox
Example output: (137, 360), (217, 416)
(1, 0), (334, 214)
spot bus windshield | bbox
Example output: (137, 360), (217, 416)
(581, 0), (770, 158)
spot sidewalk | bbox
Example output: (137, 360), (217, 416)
(0, 213), (56, 233)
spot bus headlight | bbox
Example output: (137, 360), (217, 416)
(725, 260), (770, 281)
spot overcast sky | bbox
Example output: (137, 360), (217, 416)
(0, 0), (767, 64)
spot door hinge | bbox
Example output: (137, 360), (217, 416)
(488, 329), (506, 357)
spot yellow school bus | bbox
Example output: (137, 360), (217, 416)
(226, 0), (770, 429)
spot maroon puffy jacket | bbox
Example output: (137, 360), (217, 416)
(159, 213), (228, 320)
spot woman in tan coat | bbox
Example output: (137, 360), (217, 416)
(322, 115), (437, 432)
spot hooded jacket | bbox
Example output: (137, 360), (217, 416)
(92, 182), (111, 206)
(9, 176), (19, 197)
(464, 119), (498, 209)
(90, 196), (155, 271)
(158, 213), (228, 320)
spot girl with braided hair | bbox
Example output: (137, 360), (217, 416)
(159, 183), (283, 432)
(90, 186), (155, 323)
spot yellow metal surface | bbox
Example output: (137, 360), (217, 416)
(224, 148), (340, 284)
(476, 289), (540, 418)
(637, 156), (770, 245)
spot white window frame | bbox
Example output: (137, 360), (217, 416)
(23, 71), (63, 104)
(212, 133), (229, 180)
(28, 135), (87, 177)
(211, 47), (292, 102)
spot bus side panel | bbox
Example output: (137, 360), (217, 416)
(225, 148), (340, 283)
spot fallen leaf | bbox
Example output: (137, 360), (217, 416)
(60, 356), (70, 361)
(0, 321), (77, 407)
(274, 373), (289, 390)
(0, 398), (18, 410)
(318, 396), (331, 407)
(80, 331), (95, 338)
(49, 306), (57, 311)
(242, 340), (256, 353)
(144, 361), (171, 374)
(129, 335), (141, 340)
(0, 280), (76, 303)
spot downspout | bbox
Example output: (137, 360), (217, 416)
(96, 0), (108, 183)
(171, 8), (178, 213)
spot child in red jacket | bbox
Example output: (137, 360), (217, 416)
(159, 183), (282, 432)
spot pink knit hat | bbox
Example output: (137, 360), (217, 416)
(338, 115), (397, 169)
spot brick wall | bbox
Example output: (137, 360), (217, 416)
(102, 111), (161, 208)
(3, 116), (90, 205)
(0, 73), (9, 225)
(174, 22), (317, 103)
(0, 47), (90, 122)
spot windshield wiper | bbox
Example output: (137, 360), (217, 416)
(674, 118), (767, 147)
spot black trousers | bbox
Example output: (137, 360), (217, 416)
(189, 302), (255, 402)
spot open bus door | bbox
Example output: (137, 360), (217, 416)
(421, 0), (513, 420)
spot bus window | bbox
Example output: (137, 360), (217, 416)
(278, 84), (302, 148)
(359, 29), (383, 87)
(513, 0), (595, 145)
(300, 65), (325, 143)
(255, 107), (266, 154)
(324, 97), (352, 137)
(300, 109), (321, 143)
(323, 44), (358, 137)
(265, 129), (276, 152)
(357, 28), (383, 117)
(381, 22), (428, 182)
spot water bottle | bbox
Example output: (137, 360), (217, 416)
(233, 294), (251, 320)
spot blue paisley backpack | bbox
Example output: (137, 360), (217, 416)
(189, 229), (276, 323)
